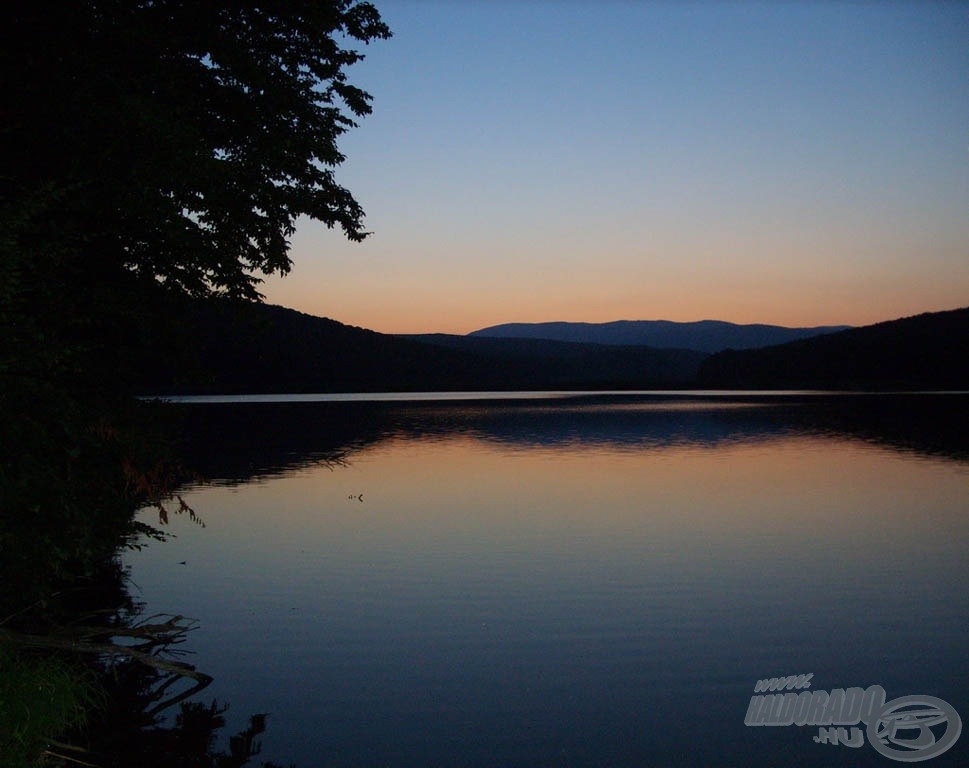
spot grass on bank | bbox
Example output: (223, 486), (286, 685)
(0, 641), (103, 768)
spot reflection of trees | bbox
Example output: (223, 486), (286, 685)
(3, 557), (293, 768)
(81, 676), (282, 768)
(785, 393), (969, 462)
(176, 400), (382, 483)
(0, 386), (307, 766)
(22, 392), (954, 766)
(176, 394), (969, 487)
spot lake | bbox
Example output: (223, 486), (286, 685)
(125, 392), (969, 767)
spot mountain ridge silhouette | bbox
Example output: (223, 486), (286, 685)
(134, 301), (968, 394)
(468, 319), (851, 353)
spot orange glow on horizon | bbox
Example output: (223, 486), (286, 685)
(268, 291), (968, 337)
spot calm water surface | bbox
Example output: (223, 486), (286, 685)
(126, 393), (969, 767)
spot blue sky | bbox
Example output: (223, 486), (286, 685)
(261, 0), (969, 334)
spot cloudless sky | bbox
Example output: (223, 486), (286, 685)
(260, 0), (969, 334)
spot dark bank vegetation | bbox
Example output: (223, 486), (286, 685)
(1, 549), (297, 768)
(2, 1), (390, 764)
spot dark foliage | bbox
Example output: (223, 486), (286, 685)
(133, 299), (708, 395)
(2, 1), (390, 404)
(0, 0), (392, 602)
(698, 307), (969, 390)
(3, 1), (390, 299)
(1, 3), (389, 761)
(0, 386), (184, 620)
(408, 332), (707, 387)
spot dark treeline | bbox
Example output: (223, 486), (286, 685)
(699, 307), (969, 390)
(136, 300), (969, 395)
(135, 298), (707, 394)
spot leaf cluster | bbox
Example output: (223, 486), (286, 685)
(2, 1), (391, 301)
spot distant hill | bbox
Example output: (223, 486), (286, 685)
(468, 320), (851, 353)
(134, 301), (968, 395)
(698, 307), (969, 390)
(136, 300), (491, 395)
(404, 334), (707, 387)
(135, 301), (705, 395)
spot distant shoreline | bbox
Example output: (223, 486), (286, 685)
(142, 389), (969, 404)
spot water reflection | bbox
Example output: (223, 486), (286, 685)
(176, 393), (969, 484)
(12, 557), (288, 768)
(129, 394), (969, 767)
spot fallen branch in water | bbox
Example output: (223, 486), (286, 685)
(0, 614), (212, 685)
(41, 743), (102, 767)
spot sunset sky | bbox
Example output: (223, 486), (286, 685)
(260, 0), (968, 335)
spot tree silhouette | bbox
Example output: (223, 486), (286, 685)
(1, 2), (391, 397)
(3, 1), (390, 301)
